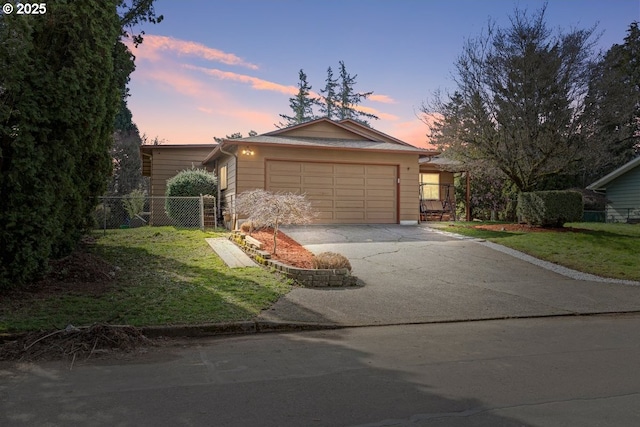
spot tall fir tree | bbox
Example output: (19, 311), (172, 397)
(319, 66), (339, 120)
(277, 69), (320, 128)
(336, 60), (379, 126)
(581, 21), (640, 184)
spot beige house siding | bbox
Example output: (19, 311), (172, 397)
(276, 121), (366, 140)
(234, 145), (419, 224)
(144, 146), (214, 225)
(216, 149), (237, 218)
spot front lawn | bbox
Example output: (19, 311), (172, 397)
(0, 227), (292, 333)
(443, 222), (640, 281)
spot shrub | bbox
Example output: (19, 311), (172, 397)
(240, 221), (262, 234)
(122, 189), (146, 222)
(165, 168), (217, 226)
(312, 252), (352, 271)
(235, 189), (314, 254)
(517, 191), (583, 227)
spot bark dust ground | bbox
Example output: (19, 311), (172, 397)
(246, 228), (315, 268)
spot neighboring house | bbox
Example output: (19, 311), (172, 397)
(587, 156), (640, 223)
(419, 156), (461, 221)
(142, 119), (455, 226)
(140, 144), (216, 225)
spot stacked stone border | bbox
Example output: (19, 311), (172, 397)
(229, 232), (357, 288)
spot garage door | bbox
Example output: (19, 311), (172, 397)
(266, 160), (397, 224)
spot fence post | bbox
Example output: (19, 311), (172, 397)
(199, 195), (205, 230)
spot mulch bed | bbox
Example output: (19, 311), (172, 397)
(4, 238), (117, 301)
(247, 228), (315, 268)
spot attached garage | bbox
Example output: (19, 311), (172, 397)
(201, 118), (437, 226)
(266, 160), (398, 224)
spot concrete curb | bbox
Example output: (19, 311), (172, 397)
(4, 311), (640, 344)
(140, 320), (341, 338)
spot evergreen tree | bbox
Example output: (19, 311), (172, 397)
(336, 60), (379, 126)
(319, 66), (339, 120)
(0, 1), (161, 289)
(422, 6), (596, 192)
(213, 130), (257, 143)
(277, 69), (320, 128)
(581, 22), (640, 184)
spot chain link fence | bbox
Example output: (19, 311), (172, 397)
(609, 207), (640, 224)
(94, 196), (217, 231)
(584, 208), (640, 223)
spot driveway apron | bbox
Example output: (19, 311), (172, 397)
(256, 225), (640, 326)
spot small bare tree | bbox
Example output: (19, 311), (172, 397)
(235, 189), (314, 254)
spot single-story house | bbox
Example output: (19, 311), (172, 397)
(141, 118), (458, 226)
(587, 156), (640, 223)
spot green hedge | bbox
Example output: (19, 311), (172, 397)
(0, 3), (120, 289)
(517, 191), (583, 227)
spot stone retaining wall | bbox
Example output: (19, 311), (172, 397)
(230, 233), (357, 288)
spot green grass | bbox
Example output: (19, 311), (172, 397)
(443, 222), (640, 281)
(0, 227), (292, 333)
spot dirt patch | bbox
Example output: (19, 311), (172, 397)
(247, 228), (315, 268)
(4, 244), (117, 300)
(0, 241), (134, 362)
(470, 223), (585, 233)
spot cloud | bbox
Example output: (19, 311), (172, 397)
(185, 65), (298, 95)
(369, 94), (396, 104)
(136, 67), (225, 103)
(129, 34), (259, 70)
(355, 105), (398, 121)
(384, 120), (436, 149)
(197, 106), (214, 114)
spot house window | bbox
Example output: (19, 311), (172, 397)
(420, 173), (439, 200)
(219, 165), (228, 190)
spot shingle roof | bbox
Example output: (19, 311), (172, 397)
(234, 135), (428, 153)
(587, 156), (640, 190)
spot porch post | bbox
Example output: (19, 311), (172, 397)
(465, 171), (471, 221)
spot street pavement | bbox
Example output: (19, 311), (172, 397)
(2, 315), (640, 426)
(257, 224), (640, 326)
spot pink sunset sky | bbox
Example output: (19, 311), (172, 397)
(126, 0), (640, 149)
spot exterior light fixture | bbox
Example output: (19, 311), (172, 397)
(241, 148), (254, 156)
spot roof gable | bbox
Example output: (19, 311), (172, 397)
(202, 118), (437, 164)
(265, 118), (377, 141)
(587, 156), (640, 190)
(338, 119), (413, 146)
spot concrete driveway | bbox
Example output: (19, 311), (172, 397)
(257, 224), (640, 326)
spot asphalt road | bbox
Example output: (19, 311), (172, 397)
(3, 314), (640, 426)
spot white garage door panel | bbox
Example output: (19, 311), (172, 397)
(266, 160), (397, 224)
